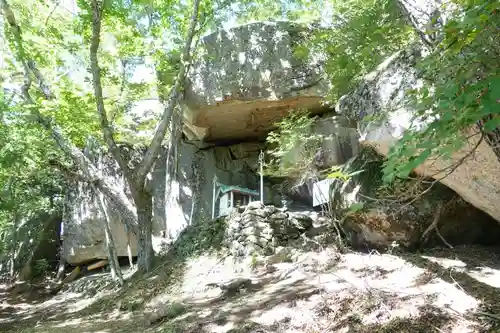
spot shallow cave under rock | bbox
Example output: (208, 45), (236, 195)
(332, 148), (500, 251)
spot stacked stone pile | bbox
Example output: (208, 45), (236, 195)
(225, 202), (314, 256)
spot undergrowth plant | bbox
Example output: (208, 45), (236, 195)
(265, 109), (323, 179)
(173, 216), (228, 259)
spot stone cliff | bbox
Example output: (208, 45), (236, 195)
(62, 141), (270, 264)
(61, 18), (500, 264)
(181, 21), (330, 142)
(61, 21), (358, 265)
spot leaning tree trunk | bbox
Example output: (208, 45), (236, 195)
(55, 253), (66, 281)
(95, 187), (123, 285)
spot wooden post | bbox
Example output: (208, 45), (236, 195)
(230, 191), (234, 211)
(212, 175), (217, 219)
(259, 150), (264, 204)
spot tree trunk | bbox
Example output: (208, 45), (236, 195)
(135, 0), (202, 184)
(9, 212), (19, 278)
(95, 187), (124, 285)
(134, 188), (154, 273)
(9, 225), (16, 278)
(164, 109), (182, 232)
(56, 253), (66, 281)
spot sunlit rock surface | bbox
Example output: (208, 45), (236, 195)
(182, 21), (330, 142)
(336, 46), (500, 223)
(61, 141), (275, 265)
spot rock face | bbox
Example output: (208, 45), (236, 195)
(335, 45), (500, 224)
(182, 21), (330, 142)
(62, 152), (142, 265)
(331, 148), (500, 249)
(224, 202), (316, 256)
(62, 141), (274, 265)
(345, 190), (500, 250)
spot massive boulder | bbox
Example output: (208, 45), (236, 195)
(335, 45), (500, 223)
(61, 141), (277, 265)
(61, 21), (361, 265)
(182, 21), (330, 142)
(330, 148), (500, 249)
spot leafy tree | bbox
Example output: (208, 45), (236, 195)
(297, 0), (415, 101)
(0, 92), (64, 277)
(265, 110), (323, 179)
(233, 0), (323, 24)
(0, 0), (204, 272)
(1, 0), (323, 274)
(264, 0), (414, 180)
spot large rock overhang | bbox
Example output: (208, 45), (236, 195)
(181, 21), (331, 142)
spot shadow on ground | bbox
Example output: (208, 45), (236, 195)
(3, 234), (500, 333)
(398, 245), (500, 332)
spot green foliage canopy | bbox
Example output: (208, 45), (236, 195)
(296, 0), (415, 101)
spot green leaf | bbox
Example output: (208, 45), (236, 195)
(483, 117), (500, 132)
(347, 202), (364, 214)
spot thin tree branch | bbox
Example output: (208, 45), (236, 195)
(45, 0), (60, 26)
(135, 0), (202, 185)
(394, 132), (484, 214)
(89, 0), (131, 178)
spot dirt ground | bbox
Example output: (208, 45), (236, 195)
(2, 245), (500, 333)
